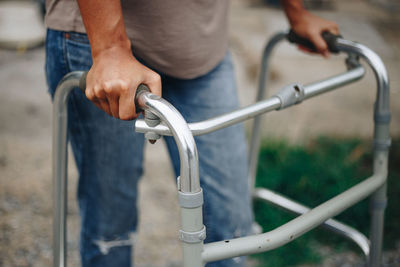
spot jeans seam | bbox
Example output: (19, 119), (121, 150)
(62, 32), (71, 74)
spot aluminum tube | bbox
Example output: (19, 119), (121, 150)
(253, 188), (370, 257)
(135, 68), (364, 137)
(52, 71), (84, 267)
(181, 206), (204, 267)
(368, 151), (389, 267)
(336, 38), (390, 267)
(136, 92), (203, 266)
(368, 183), (387, 267)
(248, 31), (288, 192)
(202, 153), (387, 263)
(135, 97), (281, 136)
(136, 92), (200, 193)
(336, 39), (390, 117)
(304, 66), (365, 99)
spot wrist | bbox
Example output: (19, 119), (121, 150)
(281, 1), (308, 27)
(92, 42), (134, 65)
(288, 9), (309, 28)
(92, 37), (132, 60)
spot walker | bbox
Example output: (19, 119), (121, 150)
(52, 30), (391, 267)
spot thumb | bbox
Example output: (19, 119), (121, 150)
(309, 32), (329, 58)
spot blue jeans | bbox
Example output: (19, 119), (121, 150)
(45, 29), (253, 267)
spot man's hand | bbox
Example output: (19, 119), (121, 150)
(85, 46), (161, 120)
(281, 0), (339, 57)
(78, 0), (161, 120)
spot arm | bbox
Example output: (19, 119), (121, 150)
(77, 0), (161, 120)
(280, 0), (339, 57)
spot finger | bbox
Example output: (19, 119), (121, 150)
(119, 88), (136, 120)
(103, 81), (120, 118)
(99, 98), (112, 116)
(91, 85), (112, 116)
(298, 45), (315, 54)
(143, 71), (162, 97)
(85, 86), (95, 101)
(107, 94), (120, 118)
(327, 23), (339, 35)
(308, 32), (329, 58)
(93, 101), (103, 111)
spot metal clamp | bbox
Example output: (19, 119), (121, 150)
(345, 53), (361, 70)
(178, 189), (204, 208)
(144, 110), (161, 143)
(179, 226), (206, 244)
(273, 83), (305, 109)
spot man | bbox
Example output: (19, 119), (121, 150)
(45, 1), (338, 266)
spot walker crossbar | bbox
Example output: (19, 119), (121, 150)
(52, 31), (390, 267)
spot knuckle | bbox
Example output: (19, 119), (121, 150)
(119, 81), (130, 92)
(85, 88), (94, 100)
(94, 86), (105, 98)
(102, 82), (113, 94)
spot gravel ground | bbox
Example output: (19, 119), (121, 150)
(1, 0), (399, 266)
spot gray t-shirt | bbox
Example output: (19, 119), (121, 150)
(45, 0), (229, 79)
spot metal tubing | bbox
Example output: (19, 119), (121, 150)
(303, 66), (365, 99)
(336, 39), (390, 118)
(135, 67), (365, 137)
(202, 153), (387, 263)
(135, 92), (204, 267)
(336, 38), (391, 267)
(181, 206), (204, 267)
(248, 31), (288, 192)
(253, 188), (370, 256)
(52, 71), (84, 267)
(136, 92), (200, 193)
(368, 182), (387, 266)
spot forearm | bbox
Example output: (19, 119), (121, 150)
(280, 0), (308, 27)
(75, 0), (161, 121)
(77, 0), (131, 59)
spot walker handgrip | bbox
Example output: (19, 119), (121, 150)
(287, 29), (341, 54)
(78, 71), (150, 113)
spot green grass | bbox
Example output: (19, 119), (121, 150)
(252, 136), (400, 266)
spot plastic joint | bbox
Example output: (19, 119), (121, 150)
(374, 111), (392, 124)
(370, 199), (387, 210)
(373, 138), (392, 151)
(179, 226), (206, 244)
(273, 83), (305, 109)
(144, 110), (161, 127)
(178, 189), (204, 209)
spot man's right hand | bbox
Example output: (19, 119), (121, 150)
(85, 46), (161, 120)
(77, 0), (161, 120)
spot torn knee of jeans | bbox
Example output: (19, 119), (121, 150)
(93, 232), (137, 255)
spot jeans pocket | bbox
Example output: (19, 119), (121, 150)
(65, 32), (93, 71)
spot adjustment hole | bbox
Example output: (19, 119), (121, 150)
(294, 85), (301, 92)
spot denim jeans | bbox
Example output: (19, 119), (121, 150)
(45, 29), (253, 267)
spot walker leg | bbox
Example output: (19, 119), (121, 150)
(52, 72), (83, 267)
(368, 182), (387, 267)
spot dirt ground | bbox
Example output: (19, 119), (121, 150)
(0, 0), (399, 266)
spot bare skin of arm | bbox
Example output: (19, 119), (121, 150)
(78, 0), (337, 119)
(77, 0), (161, 120)
(281, 0), (339, 57)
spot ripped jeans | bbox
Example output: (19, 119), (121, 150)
(45, 29), (253, 267)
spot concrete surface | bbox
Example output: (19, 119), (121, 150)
(0, 1), (45, 50)
(0, 0), (399, 266)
